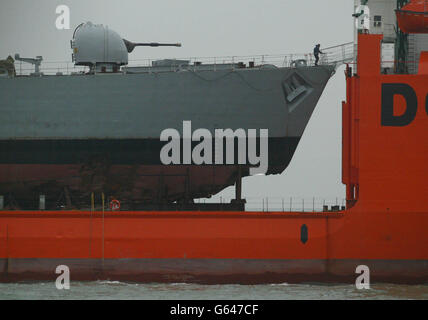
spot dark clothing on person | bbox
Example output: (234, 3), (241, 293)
(314, 45), (323, 66)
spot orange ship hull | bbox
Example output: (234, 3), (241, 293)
(0, 34), (427, 284)
(0, 209), (427, 283)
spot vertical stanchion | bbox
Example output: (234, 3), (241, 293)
(90, 192), (94, 258)
(102, 192), (105, 264)
(6, 225), (9, 274)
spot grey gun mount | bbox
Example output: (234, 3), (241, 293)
(123, 39), (182, 53)
(71, 22), (181, 71)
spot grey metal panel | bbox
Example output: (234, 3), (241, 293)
(408, 34), (428, 74)
(0, 66), (334, 140)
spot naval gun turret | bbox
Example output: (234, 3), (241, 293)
(71, 22), (181, 73)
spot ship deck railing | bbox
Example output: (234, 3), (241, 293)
(194, 196), (347, 213)
(0, 195), (347, 212)
(11, 42), (355, 76)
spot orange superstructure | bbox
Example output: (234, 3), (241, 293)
(0, 34), (427, 284)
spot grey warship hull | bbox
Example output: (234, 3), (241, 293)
(0, 64), (335, 209)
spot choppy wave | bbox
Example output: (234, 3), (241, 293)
(0, 282), (427, 300)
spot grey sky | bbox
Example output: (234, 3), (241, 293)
(0, 0), (354, 204)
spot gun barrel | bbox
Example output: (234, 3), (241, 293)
(136, 43), (182, 47)
(123, 39), (181, 53)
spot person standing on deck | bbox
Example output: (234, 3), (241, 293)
(313, 44), (323, 66)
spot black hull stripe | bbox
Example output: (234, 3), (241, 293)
(0, 137), (300, 167)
